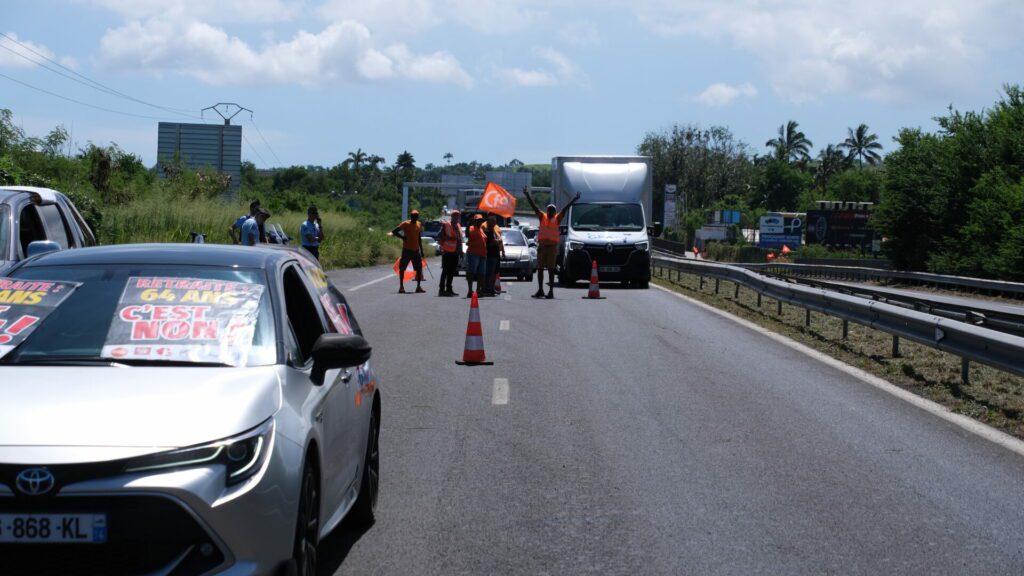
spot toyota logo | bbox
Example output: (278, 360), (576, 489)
(605, 243), (614, 254)
(16, 468), (55, 496)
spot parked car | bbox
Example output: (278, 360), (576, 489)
(499, 228), (536, 281)
(0, 186), (97, 274)
(0, 243), (380, 576)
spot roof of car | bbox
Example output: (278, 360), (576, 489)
(0, 186), (63, 205)
(17, 243), (303, 270)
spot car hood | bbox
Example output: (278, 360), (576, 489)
(569, 230), (649, 245)
(502, 246), (531, 259)
(0, 366), (282, 461)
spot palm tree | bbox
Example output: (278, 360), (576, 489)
(367, 155), (386, 171)
(814, 144), (851, 193)
(344, 148), (367, 170)
(396, 150), (416, 172)
(840, 123), (883, 168)
(766, 120), (813, 163)
(443, 152), (453, 166)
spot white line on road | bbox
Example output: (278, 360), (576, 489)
(653, 284), (1024, 459)
(492, 378), (509, 405)
(499, 320), (510, 331)
(348, 274), (394, 292)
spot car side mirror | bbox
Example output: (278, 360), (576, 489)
(648, 222), (663, 237)
(528, 239), (536, 247)
(310, 334), (372, 385)
(27, 240), (62, 258)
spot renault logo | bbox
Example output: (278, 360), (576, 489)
(605, 243), (614, 254)
(16, 468), (55, 496)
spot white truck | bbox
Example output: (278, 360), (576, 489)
(551, 156), (658, 288)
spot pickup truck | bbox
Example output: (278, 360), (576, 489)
(0, 186), (97, 274)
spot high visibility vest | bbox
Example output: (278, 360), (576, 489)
(538, 214), (560, 245)
(467, 225), (487, 256)
(440, 221), (461, 253)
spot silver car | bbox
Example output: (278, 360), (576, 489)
(0, 244), (380, 575)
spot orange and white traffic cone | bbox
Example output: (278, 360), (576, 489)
(493, 273), (502, 294)
(456, 292), (493, 365)
(583, 260), (606, 299)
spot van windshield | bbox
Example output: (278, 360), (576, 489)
(570, 203), (645, 232)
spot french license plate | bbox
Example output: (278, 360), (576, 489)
(500, 262), (516, 268)
(0, 513), (107, 544)
(599, 266), (621, 273)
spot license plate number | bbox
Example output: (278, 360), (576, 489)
(0, 514), (107, 543)
(599, 266), (621, 273)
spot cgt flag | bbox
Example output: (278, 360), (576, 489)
(478, 182), (517, 218)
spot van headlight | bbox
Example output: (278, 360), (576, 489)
(124, 419), (274, 487)
(568, 241), (584, 251)
(635, 242), (649, 251)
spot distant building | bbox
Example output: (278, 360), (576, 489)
(156, 122), (241, 194)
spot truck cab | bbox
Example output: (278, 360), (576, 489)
(552, 156), (658, 288)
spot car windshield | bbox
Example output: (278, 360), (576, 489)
(523, 228), (538, 240)
(1, 265), (277, 367)
(502, 229), (527, 246)
(422, 221), (442, 236)
(0, 206), (9, 261)
(570, 203), (645, 231)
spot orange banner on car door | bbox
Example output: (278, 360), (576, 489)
(478, 182), (517, 218)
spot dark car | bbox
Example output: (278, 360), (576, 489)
(0, 186), (97, 274)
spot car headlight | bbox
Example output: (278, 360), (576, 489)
(635, 242), (649, 251)
(125, 419), (274, 487)
(568, 241), (584, 251)
(520, 253), (530, 261)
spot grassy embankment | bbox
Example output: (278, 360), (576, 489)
(652, 269), (1024, 439)
(99, 193), (402, 269)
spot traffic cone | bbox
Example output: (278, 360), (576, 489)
(493, 273), (502, 294)
(583, 260), (606, 299)
(456, 292), (493, 366)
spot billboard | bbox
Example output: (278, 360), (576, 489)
(759, 212), (803, 249)
(805, 210), (874, 249)
(157, 122), (242, 193)
(663, 184), (677, 229)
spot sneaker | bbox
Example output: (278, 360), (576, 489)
(448, 290), (460, 296)
(398, 287), (407, 294)
(532, 290), (545, 298)
(545, 291), (554, 299)
(415, 287), (426, 294)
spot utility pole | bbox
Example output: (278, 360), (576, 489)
(201, 103), (252, 125)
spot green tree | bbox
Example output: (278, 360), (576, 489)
(344, 148), (367, 170)
(765, 120), (812, 163)
(443, 152), (453, 165)
(750, 158), (810, 211)
(813, 144), (851, 193)
(840, 123), (883, 168)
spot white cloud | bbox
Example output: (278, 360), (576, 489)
(83, 0), (303, 23)
(560, 20), (601, 47)
(634, 0), (1021, 103)
(445, 0), (547, 34)
(695, 82), (757, 107)
(318, 0), (440, 36)
(498, 46), (586, 88)
(0, 33), (60, 69)
(96, 17), (472, 88)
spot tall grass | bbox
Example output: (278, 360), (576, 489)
(100, 189), (402, 269)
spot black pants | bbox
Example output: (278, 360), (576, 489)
(399, 249), (423, 283)
(440, 252), (459, 290)
(303, 245), (320, 260)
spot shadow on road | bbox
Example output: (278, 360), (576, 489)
(317, 516), (373, 576)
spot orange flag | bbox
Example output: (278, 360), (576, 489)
(478, 182), (517, 218)
(393, 258), (423, 281)
(767, 252), (776, 261)
(781, 244), (792, 254)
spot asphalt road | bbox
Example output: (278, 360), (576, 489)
(321, 262), (1024, 575)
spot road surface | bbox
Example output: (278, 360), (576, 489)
(320, 262), (1024, 575)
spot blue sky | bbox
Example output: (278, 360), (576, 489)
(2, 0), (1021, 168)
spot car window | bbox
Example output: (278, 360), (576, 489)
(62, 198), (97, 246)
(502, 230), (526, 246)
(17, 205), (47, 257)
(0, 206), (9, 261)
(37, 204), (71, 249)
(295, 253), (362, 336)
(282, 265), (326, 364)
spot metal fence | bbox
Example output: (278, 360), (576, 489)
(651, 254), (1024, 383)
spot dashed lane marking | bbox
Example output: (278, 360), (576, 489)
(492, 378), (509, 405)
(348, 274), (394, 292)
(652, 284), (1024, 459)
(499, 320), (510, 331)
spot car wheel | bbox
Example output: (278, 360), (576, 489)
(526, 273), (533, 282)
(639, 280), (650, 289)
(289, 463), (319, 576)
(352, 408), (379, 525)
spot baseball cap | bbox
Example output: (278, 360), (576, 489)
(410, 209), (420, 216)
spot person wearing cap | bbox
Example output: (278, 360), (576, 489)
(464, 213), (488, 297)
(229, 199), (262, 244)
(392, 210), (426, 294)
(300, 205), (324, 260)
(241, 208), (271, 246)
(436, 209), (462, 296)
(523, 187), (580, 298)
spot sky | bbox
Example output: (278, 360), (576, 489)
(1, 0), (1022, 169)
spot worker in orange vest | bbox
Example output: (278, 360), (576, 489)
(437, 210), (463, 297)
(464, 213), (488, 297)
(391, 209), (426, 294)
(523, 186), (580, 299)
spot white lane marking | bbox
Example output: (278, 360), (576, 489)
(503, 294), (512, 301)
(348, 274), (394, 292)
(492, 378), (509, 405)
(499, 320), (510, 331)
(652, 284), (1024, 459)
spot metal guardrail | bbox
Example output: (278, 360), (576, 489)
(651, 255), (1024, 382)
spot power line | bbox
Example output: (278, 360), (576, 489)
(0, 71), (186, 121)
(242, 133), (269, 167)
(0, 32), (201, 120)
(249, 118), (282, 167)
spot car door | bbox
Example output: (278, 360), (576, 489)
(15, 203), (48, 258)
(280, 263), (361, 517)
